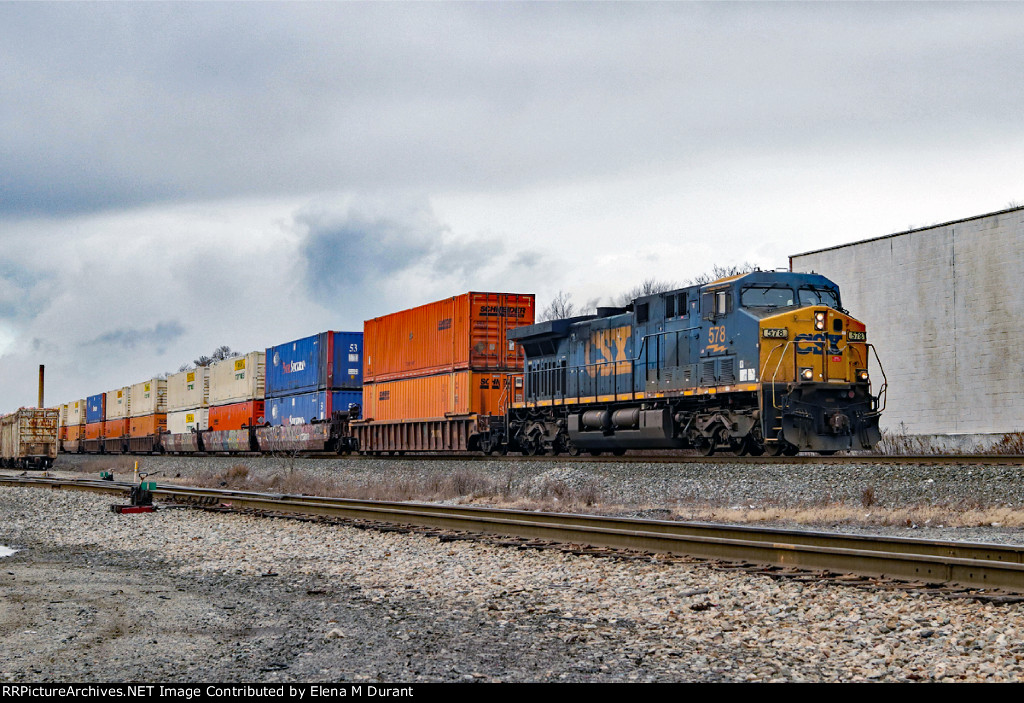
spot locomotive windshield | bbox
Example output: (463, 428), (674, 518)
(740, 285), (795, 309)
(798, 286), (840, 309)
(741, 284), (841, 312)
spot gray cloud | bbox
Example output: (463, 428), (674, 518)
(84, 321), (186, 354)
(296, 197), (443, 299)
(3, 3), (1023, 217)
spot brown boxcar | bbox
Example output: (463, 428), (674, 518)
(363, 292), (534, 383)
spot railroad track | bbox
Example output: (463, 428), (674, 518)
(4, 474), (1024, 595)
(57, 451), (1024, 465)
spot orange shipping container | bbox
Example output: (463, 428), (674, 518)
(85, 422), (104, 440)
(104, 418), (129, 438)
(362, 371), (523, 423)
(209, 401), (265, 431)
(67, 424), (83, 441)
(130, 413), (167, 438)
(364, 292), (534, 383)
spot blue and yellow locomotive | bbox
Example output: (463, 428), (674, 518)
(506, 270), (885, 456)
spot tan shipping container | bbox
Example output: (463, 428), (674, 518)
(362, 370), (522, 423)
(104, 387), (131, 420)
(167, 367), (210, 411)
(364, 292), (534, 383)
(209, 352), (265, 405)
(58, 403), (68, 441)
(167, 408), (209, 434)
(129, 379), (167, 417)
(66, 399), (86, 427)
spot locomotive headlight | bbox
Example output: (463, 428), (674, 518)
(800, 367), (814, 381)
(856, 368), (869, 383)
(814, 311), (826, 330)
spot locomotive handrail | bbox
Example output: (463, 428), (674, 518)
(522, 327), (703, 405)
(866, 343), (888, 414)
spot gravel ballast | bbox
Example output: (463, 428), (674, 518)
(3, 480), (1024, 682)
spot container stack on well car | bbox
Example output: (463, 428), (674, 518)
(64, 399), (86, 453)
(257, 331), (363, 452)
(164, 366), (210, 453)
(103, 386), (132, 454)
(127, 378), (167, 453)
(83, 393), (105, 453)
(354, 292), (534, 453)
(205, 351), (266, 452)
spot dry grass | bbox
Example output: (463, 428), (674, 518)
(183, 465), (604, 511)
(176, 464), (1024, 531)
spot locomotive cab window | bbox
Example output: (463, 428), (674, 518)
(665, 295), (675, 319)
(702, 290), (732, 321)
(798, 286), (840, 310)
(740, 285), (795, 310)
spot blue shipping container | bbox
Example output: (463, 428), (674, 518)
(265, 331), (363, 397)
(86, 393), (105, 424)
(266, 390), (362, 426)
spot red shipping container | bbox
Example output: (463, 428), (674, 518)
(104, 418), (129, 438)
(362, 371), (523, 423)
(209, 401), (265, 431)
(85, 421), (104, 439)
(130, 413), (167, 438)
(364, 292), (534, 383)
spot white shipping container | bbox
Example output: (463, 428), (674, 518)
(167, 367), (210, 411)
(129, 378), (167, 417)
(209, 352), (265, 404)
(105, 387), (131, 420)
(66, 399), (86, 426)
(167, 407), (209, 434)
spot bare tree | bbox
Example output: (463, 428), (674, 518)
(190, 345), (240, 369)
(539, 290), (577, 322)
(686, 262), (757, 286)
(612, 278), (678, 307)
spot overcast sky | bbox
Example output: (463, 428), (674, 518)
(2, 2), (1023, 411)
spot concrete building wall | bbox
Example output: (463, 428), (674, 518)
(790, 207), (1024, 439)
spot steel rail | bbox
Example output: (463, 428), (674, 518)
(55, 451), (1024, 465)
(5, 475), (1024, 592)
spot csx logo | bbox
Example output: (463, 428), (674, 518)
(795, 333), (842, 355)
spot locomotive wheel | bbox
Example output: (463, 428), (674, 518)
(745, 440), (766, 457)
(588, 450), (602, 457)
(730, 438), (749, 456)
(561, 437), (582, 457)
(612, 448), (627, 456)
(697, 438), (716, 457)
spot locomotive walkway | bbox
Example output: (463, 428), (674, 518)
(4, 474), (1024, 595)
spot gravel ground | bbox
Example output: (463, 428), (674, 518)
(2, 484), (1024, 683)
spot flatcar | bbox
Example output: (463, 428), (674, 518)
(505, 270), (885, 456)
